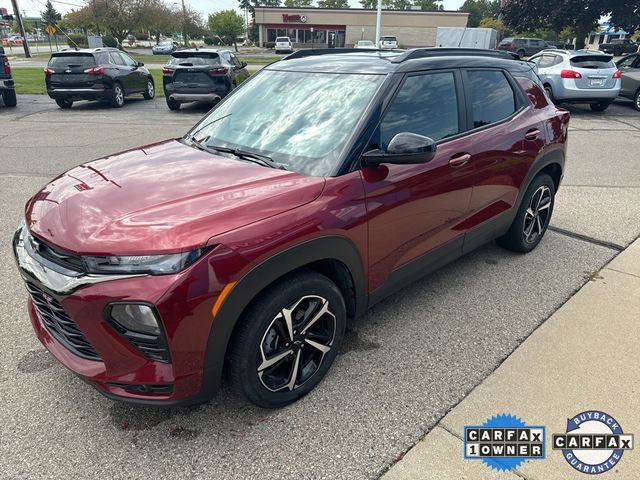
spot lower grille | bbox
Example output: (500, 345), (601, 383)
(25, 281), (101, 361)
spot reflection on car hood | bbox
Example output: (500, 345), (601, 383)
(25, 139), (325, 255)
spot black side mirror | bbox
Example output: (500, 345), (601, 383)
(137, 61), (144, 67)
(362, 133), (437, 166)
(240, 61), (247, 68)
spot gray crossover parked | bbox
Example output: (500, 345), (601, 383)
(616, 53), (640, 111)
(529, 50), (621, 112)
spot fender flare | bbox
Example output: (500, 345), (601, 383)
(199, 235), (367, 399)
(515, 148), (565, 212)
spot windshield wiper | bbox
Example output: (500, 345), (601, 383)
(208, 145), (286, 170)
(187, 138), (286, 170)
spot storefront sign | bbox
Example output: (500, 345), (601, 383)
(282, 14), (308, 23)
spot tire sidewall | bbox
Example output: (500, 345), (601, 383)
(145, 78), (155, 99)
(513, 174), (555, 252)
(230, 273), (346, 408)
(112, 83), (124, 107)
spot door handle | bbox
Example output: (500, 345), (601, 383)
(449, 153), (470, 167)
(525, 129), (540, 140)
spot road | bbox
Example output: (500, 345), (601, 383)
(0, 95), (639, 479)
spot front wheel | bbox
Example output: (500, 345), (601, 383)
(55, 98), (72, 109)
(166, 97), (181, 110)
(497, 173), (555, 253)
(2, 89), (17, 107)
(590, 102), (610, 112)
(142, 78), (155, 100)
(110, 83), (125, 108)
(633, 89), (640, 112)
(227, 271), (346, 408)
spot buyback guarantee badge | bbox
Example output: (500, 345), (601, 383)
(464, 414), (546, 472)
(553, 410), (634, 474)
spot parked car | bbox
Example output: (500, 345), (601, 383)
(379, 36), (398, 49)
(355, 40), (376, 49)
(274, 36), (293, 54)
(598, 38), (639, 56)
(529, 49), (621, 111)
(152, 40), (179, 55)
(44, 48), (155, 109)
(162, 49), (249, 110)
(498, 37), (549, 58)
(13, 48), (569, 408)
(616, 53), (640, 111)
(0, 46), (16, 107)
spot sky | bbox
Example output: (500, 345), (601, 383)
(6, 0), (467, 20)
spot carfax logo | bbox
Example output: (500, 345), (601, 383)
(553, 410), (634, 474)
(464, 413), (546, 471)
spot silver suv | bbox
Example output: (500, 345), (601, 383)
(529, 50), (621, 112)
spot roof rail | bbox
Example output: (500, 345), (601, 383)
(390, 48), (519, 63)
(281, 48), (394, 61)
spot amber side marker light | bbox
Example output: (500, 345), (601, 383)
(211, 282), (236, 317)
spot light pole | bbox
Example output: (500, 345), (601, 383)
(310, 27), (313, 50)
(361, 27), (364, 40)
(181, 0), (187, 47)
(375, 0), (382, 48)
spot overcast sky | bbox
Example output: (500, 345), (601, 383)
(9, 0), (466, 19)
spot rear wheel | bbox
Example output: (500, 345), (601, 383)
(590, 101), (610, 112)
(110, 83), (125, 108)
(543, 84), (555, 104)
(142, 78), (155, 100)
(55, 98), (73, 109)
(497, 173), (555, 253)
(2, 89), (17, 107)
(228, 271), (346, 408)
(166, 97), (181, 110)
(634, 89), (640, 112)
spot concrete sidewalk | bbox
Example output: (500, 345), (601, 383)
(383, 238), (640, 480)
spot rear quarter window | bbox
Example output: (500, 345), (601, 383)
(466, 70), (517, 128)
(48, 54), (95, 68)
(570, 56), (615, 69)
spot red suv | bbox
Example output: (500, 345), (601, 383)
(13, 49), (569, 408)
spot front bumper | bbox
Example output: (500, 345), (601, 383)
(12, 225), (231, 405)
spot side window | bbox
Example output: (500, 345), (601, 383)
(222, 52), (232, 64)
(120, 53), (138, 67)
(109, 52), (125, 66)
(95, 53), (108, 65)
(229, 53), (241, 67)
(466, 70), (517, 128)
(537, 54), (556, 68)
(379, 72), (460, 149)
(618, 55), (637, 69)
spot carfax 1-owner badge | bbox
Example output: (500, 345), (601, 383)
(553, 410), (634, 474)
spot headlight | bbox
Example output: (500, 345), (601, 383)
(83, 247), (210, 275)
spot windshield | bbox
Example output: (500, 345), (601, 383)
(48, 54), (95, 68)
(358, 41), (373, 46)
(276, 37), (290, 42)
(187, 69), (384, 176)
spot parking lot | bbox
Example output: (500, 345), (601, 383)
(1, 95), (639, 479)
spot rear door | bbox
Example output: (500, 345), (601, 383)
(118, 51), (146, 91)
(108, 51), (135, 92)
(617, 54), (640, 97)
(570, 55), (617, 91)
(47, 53), (97, 89)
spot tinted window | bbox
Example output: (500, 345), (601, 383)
(95, 52), (109, 65)
(537, 54), (557, 68)
(229, 53), (241, 66)
(617, 55), (637, 69)
(48, 54), (95, 68)
(467, 70), (516, 128)
(380, 72), (459, 149)
(119, 52), (138, 67)
(570, 55), (615, 69)
(169, 53), (221, 66)
(109, 52), (126, 66)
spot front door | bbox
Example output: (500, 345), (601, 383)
(362, 71), (476, 295)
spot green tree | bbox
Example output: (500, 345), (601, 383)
(284, 0), (313, 6)
(414, 0), (443, 10)
(41, 0), (61, 33)
(208, 10), (244, 51)
(317, 0), (349, 7)
(459, 0), (499, 28)
(607, 1), (640, 36)
(139, 0), (177, 45)
(479, 16), (503, 32)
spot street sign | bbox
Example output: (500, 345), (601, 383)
(45, 24), (56, 36)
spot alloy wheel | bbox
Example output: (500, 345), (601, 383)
(147, 81), (154, 98)
(523, 185), (551, 244)
(257, 295), (336, 393)
(115, 86), (124, 106)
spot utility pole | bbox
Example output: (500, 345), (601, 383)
(181, 0), (188, 47)
(375, 0), (382, 49)
(10, 0), (31, 57)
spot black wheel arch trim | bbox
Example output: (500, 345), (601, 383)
(198, 235), (367, 401)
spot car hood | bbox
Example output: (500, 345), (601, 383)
(26, 139), (325, 255)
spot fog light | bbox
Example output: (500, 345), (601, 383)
(110, 304), (160, 335)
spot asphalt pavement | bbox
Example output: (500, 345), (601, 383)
(0, 95), (639, 479)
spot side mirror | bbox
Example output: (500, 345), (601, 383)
(362, 133), (437, 167)
(137, 61), (144, 67)
(0, 47), (4, 54)
(240, 61), (247, 68)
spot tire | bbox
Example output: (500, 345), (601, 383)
(142, 78), (155, 100)
(2, 89), (17, 107)
(517, 49), (526, 59)
(590, 102), (610, 112)
(166, 97), (180, 110)
(110, 83), (125, 108)
(227, 271), (347, 408)
(497, 173), (555, 253)
(55, 98), (73, 109)
(633, 89), (640, 112)
(543, 84), (555, 104)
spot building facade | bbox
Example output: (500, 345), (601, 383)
(254, 7), (469, 49)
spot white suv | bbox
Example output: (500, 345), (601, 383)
(379, 36), (398, 49)
(275, 37), (293, 54)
